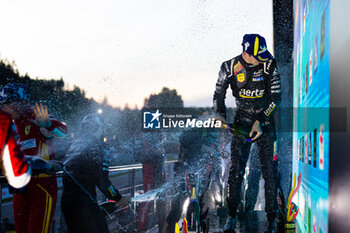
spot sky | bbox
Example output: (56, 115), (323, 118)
(0, 0), (273, 108)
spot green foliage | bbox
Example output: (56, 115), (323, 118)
(0, 60), (93, 127)
(0, 58), (189, 163)
(144, 87), (184, 108)
(0, 59), (30, 86)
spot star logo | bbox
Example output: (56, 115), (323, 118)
(143, 109), (162, 129)
(150, 109), (162, 123)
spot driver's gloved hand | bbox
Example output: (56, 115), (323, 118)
(26, 156), (62, 175)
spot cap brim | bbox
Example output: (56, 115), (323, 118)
(254, 50), (273, 63)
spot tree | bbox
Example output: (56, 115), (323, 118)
(143, 87), (183, 108)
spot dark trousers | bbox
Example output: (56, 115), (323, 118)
(61, 193), (109, 233)
(227, 132), (277, 220)
(243, 144), (262, 211)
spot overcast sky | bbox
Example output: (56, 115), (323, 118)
(0, 0), (273, 108)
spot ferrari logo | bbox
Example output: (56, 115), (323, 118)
(25, 125), (31, 135)
(237, 73), (245, 82)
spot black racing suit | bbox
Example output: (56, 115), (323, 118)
(61, 136), (122, 233)
(213, 54), (281, 220)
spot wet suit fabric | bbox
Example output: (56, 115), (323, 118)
(242, 144), (261, 212)
(13, 176), (57, 233)
(0, 109), (31, 189)
(229, 127), (277, 217)
(11, 108), (67, 233)
(213, 55), (281, 220)
(62, 194), (109, 233)
(61, 136), (121, 233)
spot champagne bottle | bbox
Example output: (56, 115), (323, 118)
(99, 200), (118, 215)
(221, 122), (255, 142)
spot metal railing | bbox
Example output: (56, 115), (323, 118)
(0, 160), (177, 233)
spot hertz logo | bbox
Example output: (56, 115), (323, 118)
(239, 89), (264, 98)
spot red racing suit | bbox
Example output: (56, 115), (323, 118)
(0, 109), (31, 188)
(12, 107), (68, 233)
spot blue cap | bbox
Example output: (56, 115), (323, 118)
(242, 34), (273, 63)
(0, 83), (30, 104)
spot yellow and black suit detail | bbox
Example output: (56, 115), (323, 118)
(213, 54), (281, 123)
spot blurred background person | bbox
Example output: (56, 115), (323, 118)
(161, 126), (217, 233)
(61, 113), (130, 233)
(135, 130), (166, 233)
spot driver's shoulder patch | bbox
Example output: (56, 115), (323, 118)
(234, 61), (244, 75)
(237, 73), (245, 82)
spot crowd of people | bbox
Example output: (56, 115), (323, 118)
(0, 83), (130, 233)
(0, 33), (281, 233)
